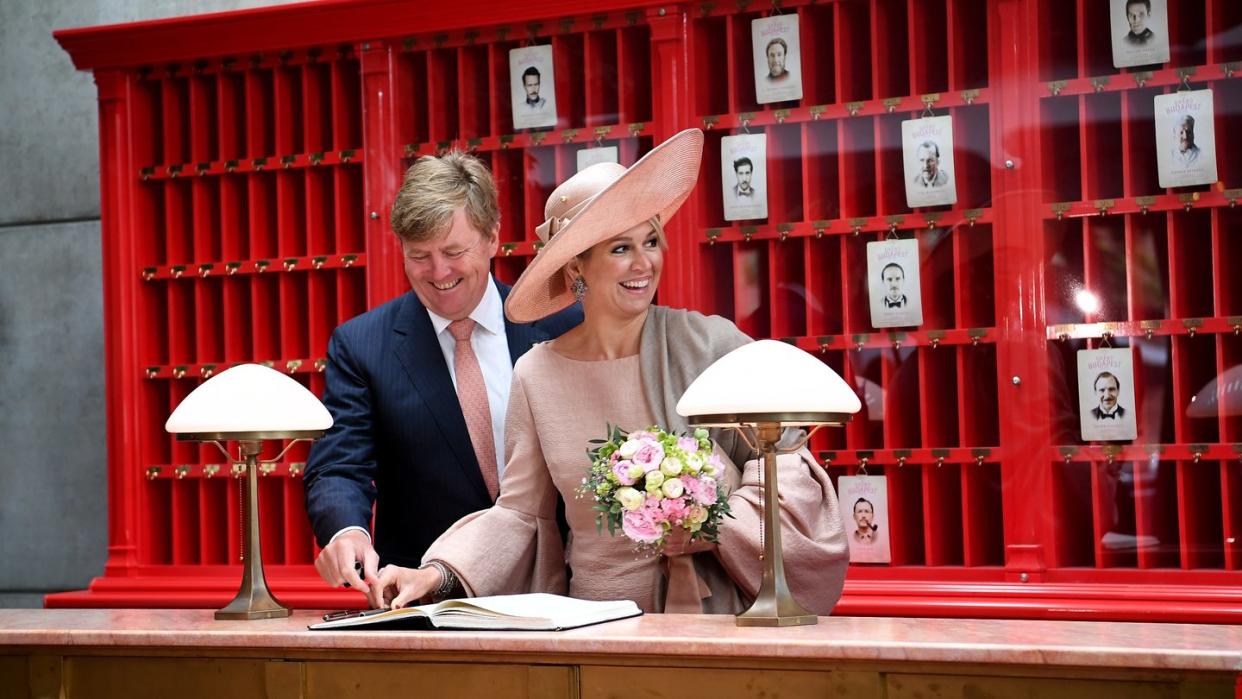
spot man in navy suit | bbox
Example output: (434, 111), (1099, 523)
(304, 151), (580, 596)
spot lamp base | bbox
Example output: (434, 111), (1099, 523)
(735, 583), (819, 627)
(735, 612), (818, 627)
(732, 421), (820, 628)
(214, 587), (291, 621)
(214, 443), (292, 621)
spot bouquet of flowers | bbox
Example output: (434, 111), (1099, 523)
(578, 424), (732, 551)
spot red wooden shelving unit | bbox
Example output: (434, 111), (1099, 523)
(53, 0), (1242, 621)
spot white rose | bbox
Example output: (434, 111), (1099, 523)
(615, 487), (644, 511)
(660, 456), (683, 477)
(685, 454), (703, 473)
(661, 477), (685, 499)
(617, 439), (641, 458)
(644, 471), (665, 491)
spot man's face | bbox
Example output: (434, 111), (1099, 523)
(1127, 3), (1149, 34)
(766, 43), (786, 77)
(883, 267), (904, 301)
(1177, 120), (1195, 152)
(735, 164), (753, 193)
(854, 502), (874, 530)
(401, 207), (498, 321)
(523, 75), (541, 102)
(1095, 376), (1120, 411)
(917, 146), (940, 179)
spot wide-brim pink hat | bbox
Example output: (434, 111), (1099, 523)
(504, 128), (704, 322)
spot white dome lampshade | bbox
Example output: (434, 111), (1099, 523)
(165, 363), (332, 439)
(677, 340), (862, 425)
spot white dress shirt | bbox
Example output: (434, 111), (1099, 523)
(425, 275), (513, 478)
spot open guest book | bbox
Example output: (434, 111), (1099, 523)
(308, 593), (642, 631)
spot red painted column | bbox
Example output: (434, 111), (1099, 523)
(358, 40), (405, 306)
(990, 0), (1055, 582)
(647, 5), (696, 311)
(95, 69), (142, 579)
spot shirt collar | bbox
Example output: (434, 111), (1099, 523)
(426, 275), (505, 338)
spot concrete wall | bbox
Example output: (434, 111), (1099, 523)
(0, 0), (297, 608)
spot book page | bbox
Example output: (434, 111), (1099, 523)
(431, 593), (635, 622)
(310, 594), (640, 631)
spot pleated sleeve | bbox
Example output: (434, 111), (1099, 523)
(421, 369), (568, 597)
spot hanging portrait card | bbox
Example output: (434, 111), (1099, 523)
(1077, 347), (1139, 442)
(867, 238), (923, 329)
(752, 14), (803, 105)
(509, 45), (558, 130)
(721, 133), (768, 222)
(576, 145), (619, 172)
(1154, 89), (1218, 189)
(1110, 0), (1171, 68)
(902, 115), (957, 208)
(838, 475), (891, 564)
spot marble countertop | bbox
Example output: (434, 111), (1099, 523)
(2, 609), (1240, 672)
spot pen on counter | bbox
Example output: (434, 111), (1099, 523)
(321, 608), (389, 622)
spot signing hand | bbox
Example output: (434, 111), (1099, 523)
(314, 530), (380, 596)
(368, 564), (443, 610)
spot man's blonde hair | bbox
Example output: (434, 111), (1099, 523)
(390, 151), (501, 242)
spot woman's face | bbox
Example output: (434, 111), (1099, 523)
(569, 221), (664, 320)
(853, 501), (874, 530)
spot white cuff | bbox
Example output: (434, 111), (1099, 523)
(328, 526), (371, 546)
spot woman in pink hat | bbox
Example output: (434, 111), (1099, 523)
(368, 129), (848, 614)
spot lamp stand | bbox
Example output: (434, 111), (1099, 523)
(215, 439), (290, 620)
(735, 422), (817, 627)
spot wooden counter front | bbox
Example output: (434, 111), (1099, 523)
(2, 609), (1240, 698)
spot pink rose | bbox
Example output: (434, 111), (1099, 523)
(677, 436), (699, 453)
(611, 460), (637, 486)
(703, 453), (724, 476)
(659, 493), (691, 524)
(690, 476), (717, 505)
(681, 476), (703, 504)
(631, 439), (665, 472)
(622, 509), (663, 544)
(641, 497), (668, 523)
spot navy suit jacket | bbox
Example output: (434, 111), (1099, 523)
(304, 282), (581, 568)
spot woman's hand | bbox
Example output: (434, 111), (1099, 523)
(367, 564), (442, 609)
(662, 527), (717, 557)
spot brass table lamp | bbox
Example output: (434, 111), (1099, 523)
(676, 340), (861, 627)
(165, 363), (332, 620)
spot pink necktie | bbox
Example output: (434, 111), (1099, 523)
(448, 319), (500, 501)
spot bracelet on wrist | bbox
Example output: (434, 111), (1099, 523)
(418, 560), (458, 600)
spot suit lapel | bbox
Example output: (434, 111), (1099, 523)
(390, 293), (490, 502)
(497, 281), (548, 363)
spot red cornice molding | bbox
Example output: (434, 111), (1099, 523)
(54, 0), (666, 71)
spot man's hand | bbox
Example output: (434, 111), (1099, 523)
(314, 530), (380, 595)
(368, 565), (443, 610)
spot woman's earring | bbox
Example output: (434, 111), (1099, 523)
(571, 276), (588, 301)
